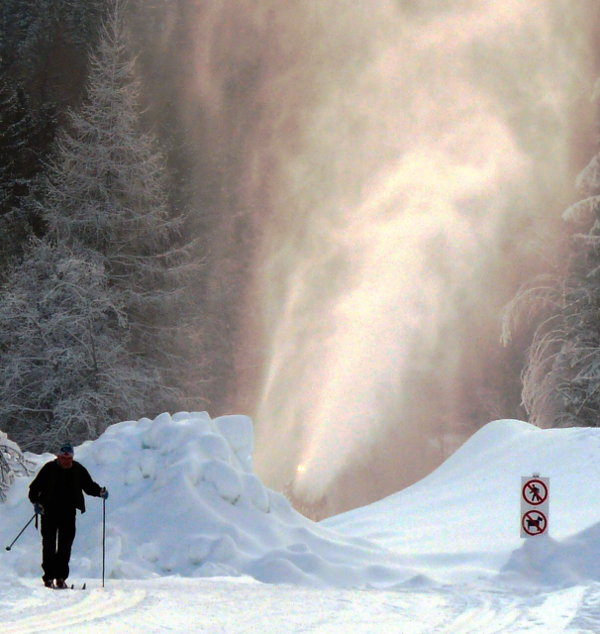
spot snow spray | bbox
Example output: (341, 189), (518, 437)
(178, 0), (598, 513)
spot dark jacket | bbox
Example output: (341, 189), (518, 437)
(28, 460), (102, 514)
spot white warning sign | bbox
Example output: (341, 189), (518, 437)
(520, 475), (549, 538)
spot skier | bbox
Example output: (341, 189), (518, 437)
(28, 442), (108, 589)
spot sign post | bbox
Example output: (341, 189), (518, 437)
(520, 473), (549, 538)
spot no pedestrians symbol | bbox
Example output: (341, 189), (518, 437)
(520, 475), (549, 538)
(522, 479), (548, 506)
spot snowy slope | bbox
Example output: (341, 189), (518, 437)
(325, 419), (600, 586)
(3, 415), (600, 632)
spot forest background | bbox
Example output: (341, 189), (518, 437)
(2, 0), (600, 518)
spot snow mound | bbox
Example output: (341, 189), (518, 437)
(502, 522), (600, 588)
(324, 419), (600, 584)
(0, 412), (417, 589)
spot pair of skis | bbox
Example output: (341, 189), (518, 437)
(45, 582), (87, 590)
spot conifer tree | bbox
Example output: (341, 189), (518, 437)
(0, 79), (55, 269)
(503, 107), (600, 427)
(0, 0), (203, 450)
(0, 239), (140, 450)
(0, 431), (33, 502)
(0, 0), (104, 76)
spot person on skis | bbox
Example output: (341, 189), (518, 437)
(28, 442), (108, 589)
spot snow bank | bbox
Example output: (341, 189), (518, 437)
(0, 412), (416, 589)
(502, 521), (600, 588)
(325, 419), (600, 585)
(5, 416), (600, 591)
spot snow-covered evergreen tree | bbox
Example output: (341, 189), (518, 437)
(0, 0), (107, 271)
(0, 431), (33, 502)
(0, 238), (148, 450)
(0, 0), (203, 450)
(0, 0), (104, 75)
(0, 79), (55, 270)
(42, 0), (193, 372)
(503, 101), (600, 428)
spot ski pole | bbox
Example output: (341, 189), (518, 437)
(5, 513), (36, 551)
(102, 496), (106, 588)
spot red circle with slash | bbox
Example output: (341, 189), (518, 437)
(522, 510), (547, 536)
(522, 479), (548, 506)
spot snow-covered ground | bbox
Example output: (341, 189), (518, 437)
(2, 413), (600, 632)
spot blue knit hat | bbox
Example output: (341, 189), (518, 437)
(59, 443), (74, 456)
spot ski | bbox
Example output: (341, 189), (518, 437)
(45, 582), (87, 590)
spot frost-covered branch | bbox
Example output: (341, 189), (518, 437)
(0, 432), (34, 502)
(503, 93), (600, 428)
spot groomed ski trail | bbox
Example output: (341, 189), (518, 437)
(1, 578), (598, 632)
(436, 585), (587, 633)
(2, 585), (145, 634)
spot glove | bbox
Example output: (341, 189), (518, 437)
(99, 487), (109, 500)
(34, 503), (44, 515)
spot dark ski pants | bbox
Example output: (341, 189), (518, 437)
(41, 510), (76, 581)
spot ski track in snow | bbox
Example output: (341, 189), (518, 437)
(2, 578), (599, 633)
(2, 582), (146, 634)
(434, 583), (600, 634)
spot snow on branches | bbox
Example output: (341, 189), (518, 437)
(0, 1), (204, 451)
(503, 89), (600, 428)
(0, 432), (33, 502)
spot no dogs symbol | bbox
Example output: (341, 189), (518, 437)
(522, 479), (548, 506)
(521, 510), (547, 536)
